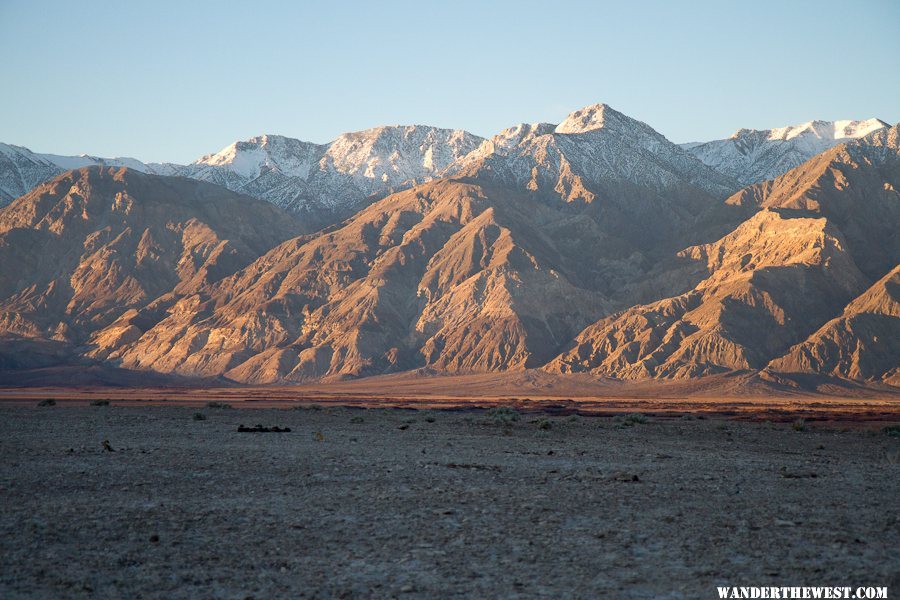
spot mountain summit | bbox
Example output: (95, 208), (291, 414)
(458, 103), (740, 200)
(554, 103), (642, 134)
(553, 103), (686, 153)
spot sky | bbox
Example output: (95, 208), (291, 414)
(1, 0), (898, 164)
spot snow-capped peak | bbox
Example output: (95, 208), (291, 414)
(553, 103), (666, 142)
(734, 118), (889, 143)
(193, 134), (324, 179)
(554, 103), (618, 134)
(552, 103), (679, 159)
(687, 117), (890, 186)
(178, 126), (486, 215)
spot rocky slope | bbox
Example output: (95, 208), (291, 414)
(0, 167), (302, 346)
(546, 209), (868, 379)
(86, 179), (622, 382)
(766, 265), (900, 385)
(685, 118), (888, 186)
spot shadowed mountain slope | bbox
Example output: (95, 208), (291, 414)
(0, 167), (303, 344)
(546, 209), (869, 379)
(90, 179), (625, 382)
(766, 265), (900, 385)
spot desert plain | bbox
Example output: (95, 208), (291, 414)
(1, 376), (898, 599)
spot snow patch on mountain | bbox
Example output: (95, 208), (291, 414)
(685, 118), (889, 186)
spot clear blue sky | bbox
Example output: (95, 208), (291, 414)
(2, 0), (898, 163)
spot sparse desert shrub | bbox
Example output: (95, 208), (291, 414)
(485, 407), (520, 427)
(206, 401), (232, 409)
(882, 424), (900, 438)
(37, 399), (56, 407)
(425, 416), (436, 423)
(193, 412), (207, 421)
(294, 403), (322, 411)
(536, 418), (553, 431)
(615, 413), (648, 427)
(350, 416), (364, 424)
(91, 400), (110, 407)
(792, 418), (807, 432)
(627, 413), (648, 424)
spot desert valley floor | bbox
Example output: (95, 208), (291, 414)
(1, 389), (898, 599)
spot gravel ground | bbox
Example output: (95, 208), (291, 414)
(1, 405), (898, 599)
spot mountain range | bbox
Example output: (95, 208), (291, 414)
(0, 104), (896, 390)
(2, 108), (886, 228)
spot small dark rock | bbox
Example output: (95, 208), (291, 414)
(237, 425), (292, 433)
